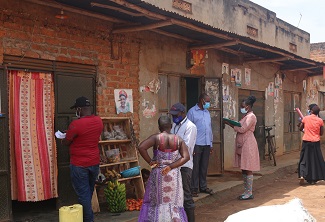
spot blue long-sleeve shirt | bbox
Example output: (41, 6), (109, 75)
(187, 104), (213, 147)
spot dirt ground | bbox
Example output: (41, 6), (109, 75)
(195, 171), (325, 222)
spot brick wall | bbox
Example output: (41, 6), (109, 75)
(0, 0), (141, 135)
(310, 42), (325, 62)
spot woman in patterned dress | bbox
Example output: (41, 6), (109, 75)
(138, 116), (190, 222)
(224, 96), (260, 200)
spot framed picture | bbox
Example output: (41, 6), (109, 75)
(114, 89), (133, 114)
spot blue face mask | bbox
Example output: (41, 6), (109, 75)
(240, 108), (248, 114)
(173, 116), (183, 125)
(307, 110), (311, 115)
(203, 101), (210, 109)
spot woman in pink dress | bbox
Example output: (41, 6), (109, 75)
(224, 96), (260, 200)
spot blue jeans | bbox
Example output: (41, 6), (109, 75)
(70, 164), (99, 222)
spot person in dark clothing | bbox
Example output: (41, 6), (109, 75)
(298, 104), (325, 185)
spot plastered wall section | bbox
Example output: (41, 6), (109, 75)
(141, 0), (310, 58)
(137, 31), (193, 168)
(221, 61), (304, 169)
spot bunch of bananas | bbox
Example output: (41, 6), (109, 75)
(105, 169), (121, 181)
(104, 180), (127, 213)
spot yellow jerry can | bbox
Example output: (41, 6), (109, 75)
(59, 204), (83, 222)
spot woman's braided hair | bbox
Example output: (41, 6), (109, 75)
(245, 95), (257, 108)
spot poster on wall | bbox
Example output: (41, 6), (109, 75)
(245, 68), (251, 85)
(274, 88), (279, 103)
(303, 80), (307, 93)
(268, 82), (274, 96)
(223, 84), (229, 103)
(235, 69), (242, 87)
(275, 74), (282, 88)
(114, 89), (133, 114)
(222, 63), (229, 75)
(230, 69), (236, 82)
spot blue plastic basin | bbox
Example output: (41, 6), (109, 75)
(120, 166), (141, 178)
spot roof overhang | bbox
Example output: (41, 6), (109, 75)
(28, 0), (325, 76)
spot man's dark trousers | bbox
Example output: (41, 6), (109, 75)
(191, 145), (210, 192)
(181, 167), (195, 222)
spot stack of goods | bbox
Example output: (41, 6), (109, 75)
(103, 125), (128, 140)
(104, 181), (127, 213)
(126, 198), (143, 211)
(105, 169), (121, 181)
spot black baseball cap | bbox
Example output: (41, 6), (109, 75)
(70, 96), (91, 109)
(169, 103), (186, 115)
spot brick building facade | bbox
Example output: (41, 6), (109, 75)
(1, 0), (325, 220)
(311, 42), (325, 62)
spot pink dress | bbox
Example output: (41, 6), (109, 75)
(233, 111), (260, 171)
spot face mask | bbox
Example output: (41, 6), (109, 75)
(75, 108), (81, 118)
(240, 107), (248, 114)
(203, 101), (210, 109)
(172, 116), (183, 125)
(307, 110), (311, 115)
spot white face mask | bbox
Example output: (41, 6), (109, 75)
(75, 108), (81, 118)
(240, 107), (248, 114)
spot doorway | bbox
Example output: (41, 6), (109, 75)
(158, 74), (224, 174)
(2, 56), (97, 220)
(185, 77), (200, 111)
(238, 89), (266, 160)
(283, 92), (301, 153)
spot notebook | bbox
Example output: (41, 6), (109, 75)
(223, 117), (241, 127)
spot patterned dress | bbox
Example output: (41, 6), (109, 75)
(138, 134), (188, 222)
(233, 111), (260, 171)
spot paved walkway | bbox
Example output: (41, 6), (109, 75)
(14, 149), (304, 222)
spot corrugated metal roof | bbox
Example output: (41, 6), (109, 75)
(54, 0), (324, 74)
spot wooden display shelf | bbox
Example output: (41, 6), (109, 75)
(98, 117), (145, 200)
(99, 139), (131, 144)
(118, 175), (141, 182)
(99, 158), (138, 167)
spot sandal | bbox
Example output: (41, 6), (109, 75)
(238, 194), (254, 200)
(191, 191), (199, 197)
(200, 188), (213, 195)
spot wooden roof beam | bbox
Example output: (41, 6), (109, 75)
(151, 30), (195, 42)
(281, 66), (320, 72)
(90, 2), (159, 20)
(109, 0), (233, 40)
(190, 40), (239, 50)
(91, 2), (144, 17)
(26, 0), (128, 24)
(112, 20), (173, 33)
(218, 47), (250, 56)
(245, 57), (291, 64)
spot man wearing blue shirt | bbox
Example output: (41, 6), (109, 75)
(170, 103), (197, 222)
(187, 93), (213, 197)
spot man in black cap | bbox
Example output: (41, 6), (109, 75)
(170, 103), (197, 222)
(62, 96), (103, 222)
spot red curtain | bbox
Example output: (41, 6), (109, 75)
(9, 70), (58, 201)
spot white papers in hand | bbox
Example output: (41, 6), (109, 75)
(55, 130), (66, 139)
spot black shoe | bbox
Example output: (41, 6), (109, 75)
(191, 191), (199, 197)
(200, 188), (213, 195)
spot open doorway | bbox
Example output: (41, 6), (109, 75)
(185, 77), (200, 111)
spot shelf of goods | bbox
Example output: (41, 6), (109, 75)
(97, 117), (145, 203)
